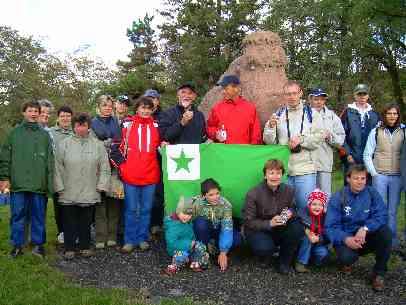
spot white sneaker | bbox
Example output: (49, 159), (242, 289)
(95, 242), (105, 249)
(107, 240), (117, 247)
(57, 233), (64, 244)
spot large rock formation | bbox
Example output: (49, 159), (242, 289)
(199, 31), (288, 127)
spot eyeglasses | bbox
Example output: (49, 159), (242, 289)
(386, 112), (398, 116)
(356, 93), (368, 96)
(284, 91), (300, 96)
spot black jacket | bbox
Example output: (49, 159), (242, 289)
(159, 104), (207, 144)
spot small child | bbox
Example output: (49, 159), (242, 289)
(296, 189), (330, 273)
(163, 196), (209, 275)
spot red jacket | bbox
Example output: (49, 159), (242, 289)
(118, 115), (161, 186)
(207, 96), (262, 144)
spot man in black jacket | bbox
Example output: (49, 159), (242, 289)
(159, 83), (207, 144)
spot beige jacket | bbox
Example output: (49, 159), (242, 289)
(54, 134), (111, 205)
(263, 101), (324, 176)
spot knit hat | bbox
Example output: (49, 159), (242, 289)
(176, 196), (194, 215)
(307, 188), (328, 207)
(307, 189), (328, 235)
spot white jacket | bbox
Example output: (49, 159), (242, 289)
(312, 106), (345, 172)
(263, 101), (324, 176)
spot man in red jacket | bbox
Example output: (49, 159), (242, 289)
(207, 75), (262, 144)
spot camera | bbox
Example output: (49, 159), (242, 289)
(290, 144), (302, 153)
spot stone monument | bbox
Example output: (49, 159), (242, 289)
(199, 31), (288, 127)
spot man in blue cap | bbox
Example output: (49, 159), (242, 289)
(144, 89), (163, 122)
(159, 83), (207, 144)
(309, 88), (345, 196)
(207, 75), (261, 144)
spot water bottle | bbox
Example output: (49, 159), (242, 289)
(219, 124), (227, 142)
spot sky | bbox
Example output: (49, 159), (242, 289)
(1, 0), (164, 68)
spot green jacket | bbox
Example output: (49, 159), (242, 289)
(54, 134), (110, 206)
(0, 121), (54, 194)
(164, 214), (195, 256)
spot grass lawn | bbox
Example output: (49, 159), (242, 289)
(0, 171), (404, 305)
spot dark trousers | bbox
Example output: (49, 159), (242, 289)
(193, 216), (242, 250)
(95, 195), (120, 243)
(61, 205), (93, 251)
(53, 193), (63, 234)
(246, 218), (304, 266)
(150, 180), (164, 228)
(335, 225), (392, 276)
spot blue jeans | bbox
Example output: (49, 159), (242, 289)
(297, 235), (329, 265)
(123, 183), (156, 246)
(10, 192), (47, 247)
(372, 174), (401, 248)
(288, 174), (317, 212)
(193, 217), (241, 251)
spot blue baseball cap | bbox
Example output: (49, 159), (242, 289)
(309, 88), (328, 97)
(217, 75), (241, 87)
(144, 89), (160, 99)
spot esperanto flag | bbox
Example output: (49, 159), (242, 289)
(162, 144), (290, 218)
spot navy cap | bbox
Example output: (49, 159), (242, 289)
(116, 95), (131, 106)
(144, 89), (160, 99)
(217, 75), (240, 87)
(177, 82), (197, 93)
(309, 88), (328, 97)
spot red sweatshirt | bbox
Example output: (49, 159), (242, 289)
(119, 115), (161, 185)
(207, 96), (262, 144)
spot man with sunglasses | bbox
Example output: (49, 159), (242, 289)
(339, 84), (380, 185)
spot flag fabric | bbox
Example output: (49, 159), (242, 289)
(162, 143), (290, 218)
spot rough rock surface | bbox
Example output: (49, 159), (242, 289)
(199, 31), (288, 127)
(54, 239), (406, 305)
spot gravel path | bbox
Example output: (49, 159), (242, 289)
(54, 239), (406, 305)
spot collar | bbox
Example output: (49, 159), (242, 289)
(223, 95), (243, 104)
(176, 104), (196, 113)
(348, 102), (372, 113)
(264, 181), (284, 194)
(287, 101), (304, 112)
(22, 120), (40, 130)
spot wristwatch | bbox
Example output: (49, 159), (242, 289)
(362, 226), (369, 232)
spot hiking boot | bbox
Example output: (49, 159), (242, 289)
(295, 262), (310, 273)
(121, 244), (134, 254)
(150, 225), (162, 235)
(139, 241), (150, 251)
(95, 242), (105, 249)
(106, 240), (117, 247)
(32, 245), (45, 259)
(371, 274), (385, 292)
(341, 265), (352, 274)
(63, 251), (75, 260)
(80, 249), (95, 258)
(10, 247), (23, 258)
(277, 263), (292, 275)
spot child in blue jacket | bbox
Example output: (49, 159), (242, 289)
(163, 197), (209, 275)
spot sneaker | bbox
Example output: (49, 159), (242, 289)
(10, 247), (23, 258)
(295, 262), (310, 273)
(57, 232), (64, 244)
(139, 241), (150, 251)
(277, 263), (291, 275)
(190, 262), (203, 272)
(32, 245), (45, 259)
(63, 251), (75, 260)
(80, 249), (95, 258)
(121, 244), (134, 254)
(161, 264), (178, 276)
(106, 240), (117, 247)
(371, 274), (385, 292)
(95, 242), (105, 249)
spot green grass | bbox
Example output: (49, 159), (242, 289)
(0, 172), (405, 305)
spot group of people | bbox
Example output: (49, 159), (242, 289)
(0, 74), (405, 292)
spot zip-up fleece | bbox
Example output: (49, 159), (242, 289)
(115, 115), (161, 185)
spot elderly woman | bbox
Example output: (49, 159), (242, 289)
(91, 95), (122, 249)
(364, 103), (405, 251)
(54, 113), (110, 259)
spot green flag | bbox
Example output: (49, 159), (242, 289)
(162, 144), (290, 218)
